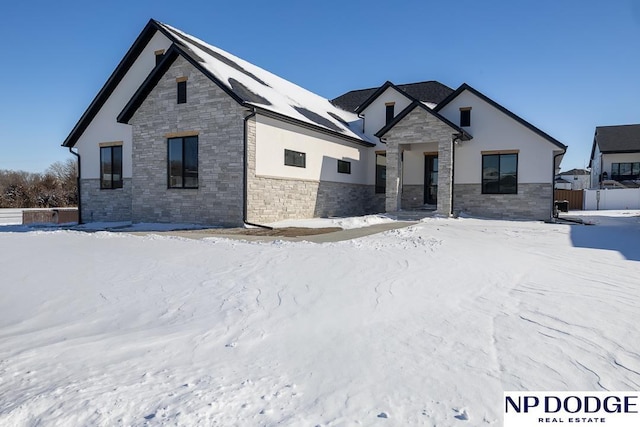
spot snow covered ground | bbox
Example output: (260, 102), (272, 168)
(1, 212), (639, 426)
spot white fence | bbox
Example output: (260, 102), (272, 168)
(583, 188), (640, 210)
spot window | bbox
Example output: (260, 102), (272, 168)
(460, 107), (471, 127)
(482, 153), (517, 194)
(337, 159), (351, 174)
(611, 163), (640, 181)
(168, 136), (198, 188)
(385, 103), (395, 125)
(154, 49), (165, 66)
(376, 152), (386, 193)
(284, 149), (306, 168)
(100, 145), (123, 189)
(177, 78), (187, 104)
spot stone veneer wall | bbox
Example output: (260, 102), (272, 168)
(401, 185), (425, 209)
(81, 178), (132, 222)
(129, 56), (245, 226)
(454, 183), (552, 220)
(381, 107), (455, 215)
(245, 116), (384, 223)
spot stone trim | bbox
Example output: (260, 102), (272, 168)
(481, 149), (519, 155)
(98, 141), (123, 147)
(459, 106), (472, 111)
(175, 76), (188, 83)
(164, 131), (199, 138)
(154, 49), (165, 56)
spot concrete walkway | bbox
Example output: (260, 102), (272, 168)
(133, 221), (418, 243)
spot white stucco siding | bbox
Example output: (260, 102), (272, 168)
(438, 90), (560, 184)
(75, 31), (173, 179)
(402, 142), (439, 185)
(601, 153), (640, 177)
(360, 87), (413, 140)
(255, 115), (373, 185)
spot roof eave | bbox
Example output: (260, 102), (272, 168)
(435, 83), (567, 151)
(62, 19), (165, 147)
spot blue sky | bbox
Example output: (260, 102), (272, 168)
(1, 0), (639, 173)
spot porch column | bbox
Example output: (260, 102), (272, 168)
(437, 137), (453, 216)
(385, 142), (401, 212)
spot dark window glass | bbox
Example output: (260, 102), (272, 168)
(482, 153), (517, 194)
(168, 136), (198, 188)
(460, 109), (471, 127)
(376, 152), (386, 193)
(284, 149), (306, 168)
(385, 104), (394, 125)
(177, 80), (187, 104)
(337, 159), (351, 174)
(155, 53), (164, 66)
(100, 145), (123, 189)
(611, 162), (640, 181)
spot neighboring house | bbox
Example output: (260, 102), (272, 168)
(555, 168), (590, 190)
(62, 19), (567, 225)
(554, 177), (572, 190)
(589, 124), (640, 189)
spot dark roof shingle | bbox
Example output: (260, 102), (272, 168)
(331, 81), (453, 112)
(594, 124), (640, 153)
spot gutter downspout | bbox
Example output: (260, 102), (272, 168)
(243, 108), (273, 230)
(552, 149), (566, 220)
(68, 147), (82, 224)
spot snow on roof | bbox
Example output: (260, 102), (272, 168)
(159, 23), (371, 144)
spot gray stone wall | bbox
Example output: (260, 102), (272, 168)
(382, 107), (456, 215)
(245, 117), (383, 223)
(454, 183), (553, 220)
(401, 185), (424, 209)
(81, 178), (132, 222)
(129, 56), (245, 226)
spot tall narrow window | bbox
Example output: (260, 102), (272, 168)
(177, 78), (187, 104)
(100, 145), (123, 189)
(482, 153), (518, 194)
(168, 136), (198, 188)
(284, 149), (306, 168)
(154, 49), (165, 66)
(385, 103), (395, 125)
(460, 107), (471, 127)
(376, 152), (386, 193)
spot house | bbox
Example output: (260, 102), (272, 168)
(589, 124), (640, 189)
(555, 168), (590, 190)
(62, 19), (567, 225)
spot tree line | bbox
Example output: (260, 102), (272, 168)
(0, 159), (77, 208)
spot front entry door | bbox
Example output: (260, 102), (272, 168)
(424, 155), (438, 205)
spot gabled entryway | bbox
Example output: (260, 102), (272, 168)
(375, 101), (471, 216)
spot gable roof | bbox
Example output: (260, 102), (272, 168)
(375, 100), (472, 141)
(434, 83), (567, 151)
(65, 19), (373, 148)
(558, 168), (589, 176)
(331, 81), (453, 112)
(592, 124), (640, 154)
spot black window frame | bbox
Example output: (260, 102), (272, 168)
(337, 159), (351, 174)
(482, 153), (518, 195)
(375, 152), (386, 194)
(167, 136), (198, 189)
(611, 162), (640, 181)
(385, 104), (395, 125)
(100, 145), (123, 190)
(460, 108), (471, 127)
(177, 80), (187, 104)
(284, 149), (306, 168)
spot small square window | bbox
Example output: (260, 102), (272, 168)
(460, 108), (471, 127)
(337, 159), (351, 174)
(155, 49), (165, 66)
(177, 80), (187, 104)
(284, 149), (306, 168)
